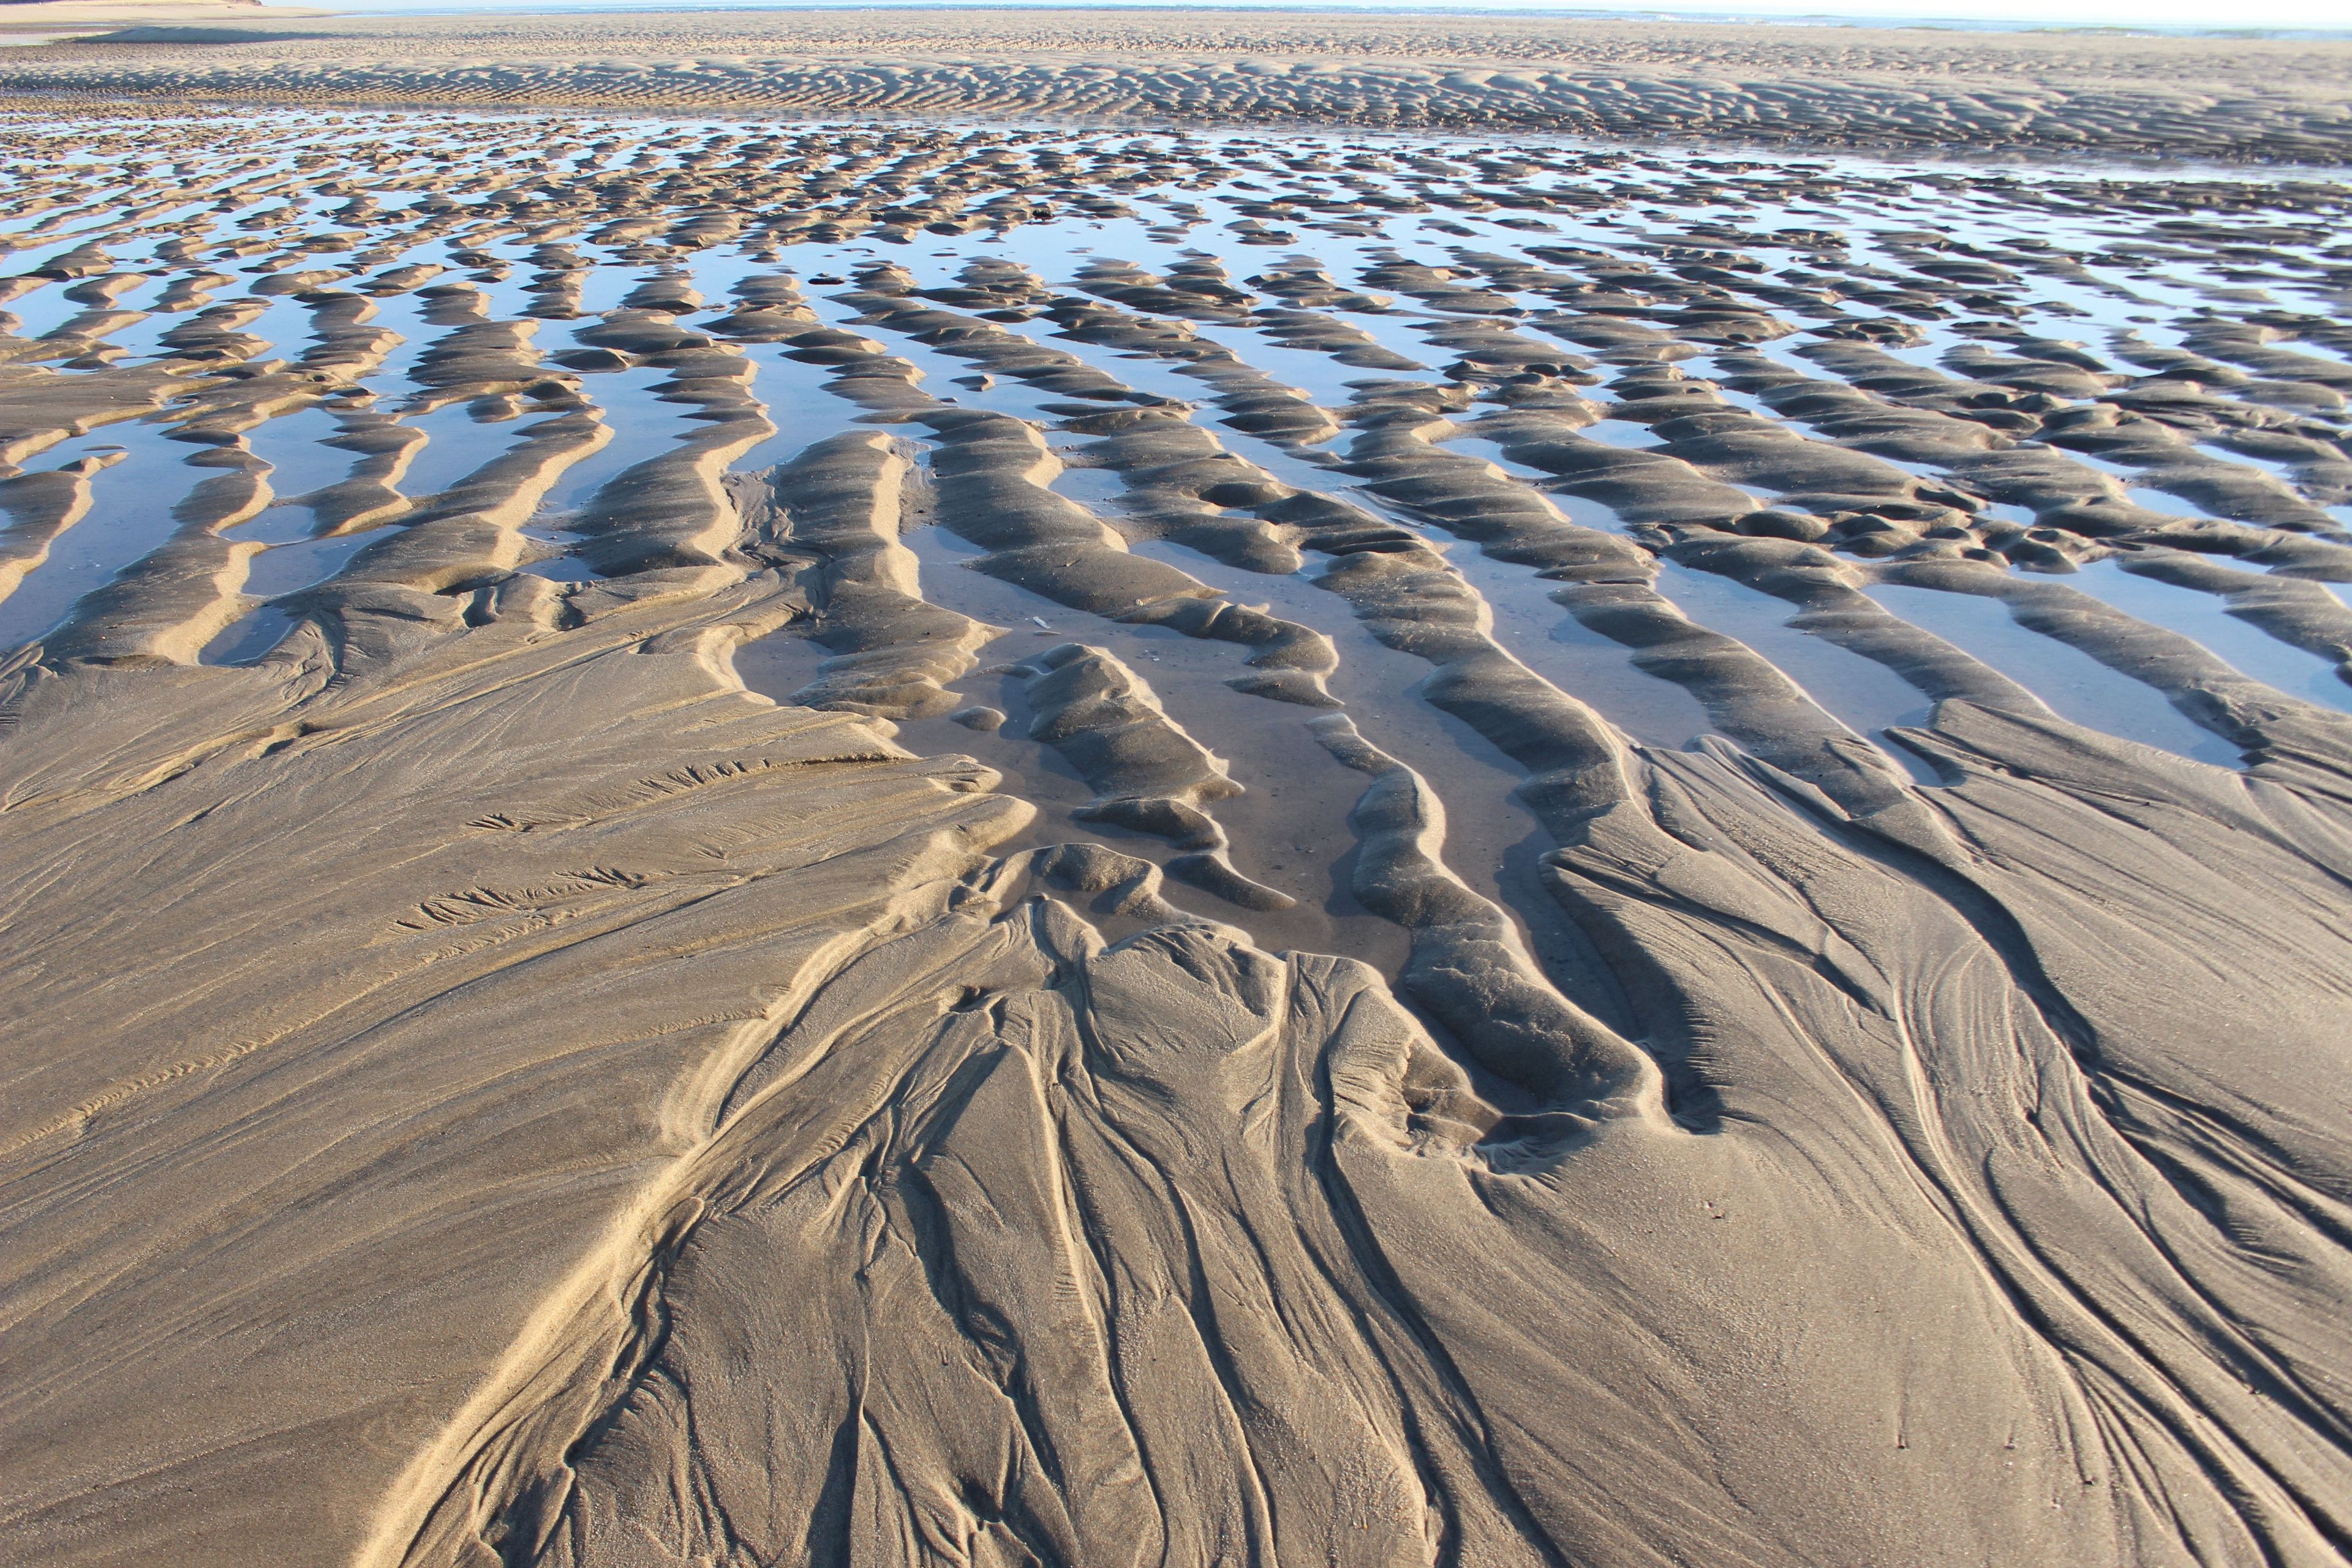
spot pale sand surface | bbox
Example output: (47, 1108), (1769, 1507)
(3, 102), (2352, 1568)
(0, 0), (293, 48)
(0, 8), (2348, 159)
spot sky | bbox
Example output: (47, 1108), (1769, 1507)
(286, 0), (2352, 35)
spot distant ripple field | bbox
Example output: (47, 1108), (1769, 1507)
(2, 9), (2350, 159)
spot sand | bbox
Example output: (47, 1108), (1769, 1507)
(0, 8), (2347, 159)
(2, 68), (2351, 1568)
(0, 0), (295, 50)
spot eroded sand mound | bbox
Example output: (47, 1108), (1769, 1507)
(2, 111), (2351, 1568)
(2, 9), (2351, 160)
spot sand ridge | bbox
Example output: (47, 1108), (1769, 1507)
(0, 9), (2346, 160)
(1, 107), (2351, 1567)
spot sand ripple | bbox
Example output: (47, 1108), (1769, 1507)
(1, 11), (2348, 160)
(3, 108), (2352, 1568)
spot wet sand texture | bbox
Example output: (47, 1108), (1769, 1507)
(1, 10), (2350, 160)
(4, 110), (2352, 1568)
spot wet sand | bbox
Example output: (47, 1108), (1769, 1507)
(1, 9), (2350, 160)
(3, 98), (2352, 1568)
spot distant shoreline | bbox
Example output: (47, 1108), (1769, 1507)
(2, 0), (2348, 43)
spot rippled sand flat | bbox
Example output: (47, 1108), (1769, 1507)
(4, 10), (2352, 160)
(4, 107), (2352, 1568)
